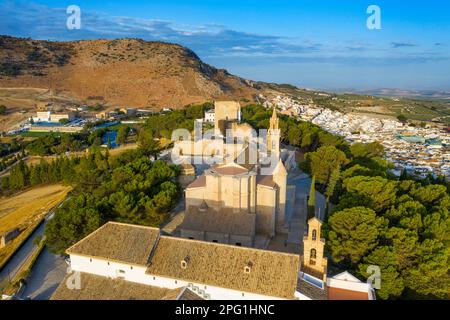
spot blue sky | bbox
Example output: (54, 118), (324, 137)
(1, 0), (449, 90)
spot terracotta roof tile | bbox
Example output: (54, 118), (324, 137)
(186, 175), (206, 189)
(181, 207), (256, 236)
(66, 222), (159, 266)
(327, 286), (369, 300)
(146, 237), (300, 299)
(256, 175), (277, 188)
(51, 272), (181, 300)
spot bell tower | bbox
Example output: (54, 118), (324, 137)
(303, 217), (328, 275)
(267, 107), (280, 156)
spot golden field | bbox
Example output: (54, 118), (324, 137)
(0, 184), (72, 269)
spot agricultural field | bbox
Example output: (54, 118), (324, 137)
(108, 142), (138, 156)
(280, 88), (450, 125)
(0, 184), (72, 269)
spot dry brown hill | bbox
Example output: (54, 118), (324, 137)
(0, 35), (261, 108)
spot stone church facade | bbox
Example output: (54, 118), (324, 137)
(179, 103), (289, 247)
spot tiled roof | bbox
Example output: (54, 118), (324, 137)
(51, 272), (182, 300)
(181, 207), (256, 236)
(66, 222), (159, 266)
(297, 278), (327, 300)
(256, 175), (277, 188)
(327, 286), (369, 300)
(212, 165), (249, 175)
(186, 175), (206, 189)
(146, 236), (300, 299)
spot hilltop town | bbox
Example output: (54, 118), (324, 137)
(262, 94), (450, 179)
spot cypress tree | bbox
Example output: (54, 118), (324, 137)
(307, 175), (316, 219)
(400, 168), (408, 181)
(325, 168), (340, 216)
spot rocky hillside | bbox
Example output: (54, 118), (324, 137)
(0, 35), (260, 108)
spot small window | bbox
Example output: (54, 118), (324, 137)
(130, 266), (133, 270)
(242, 292), (245, 297)
(244, 261), (253, 274)
(212, 240), (218, 243)
(118, 270), (125, 274)
(107, 262), (110, 266)
(312, 229), (317, 241)
(175, 280), (178, 284)
(89, 258), (92, 263)
(153, 276), (156, 280)
(235, 242), (242, 247)
(188, 237), (194, 240)
(204, 285), (207, 290)
(181, 260), (187, 269)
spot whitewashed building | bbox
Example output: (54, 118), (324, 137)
(204, 109), (215, 123)
(52, 221), (375, 300)
(53, 222), (300, 300)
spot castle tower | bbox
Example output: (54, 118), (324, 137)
(214, 101), (241, 136)
(303, 217), (328, 277)
(272, 159), (287, 231)
(267, 107), (280, 156)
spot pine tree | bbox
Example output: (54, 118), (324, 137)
(307, 175), (316, 219)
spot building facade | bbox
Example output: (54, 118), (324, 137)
(52, 221), (375, 300)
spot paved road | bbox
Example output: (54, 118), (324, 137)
(0, 155), (28, 178)
(0, 218), (47, 286)
(288, 171), (328, 221)
(0, 203), (65, 299)
(285, 170), (328, 252)
(19, 248), (67, 300)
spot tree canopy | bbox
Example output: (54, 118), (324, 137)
(44, 149), (180, 254)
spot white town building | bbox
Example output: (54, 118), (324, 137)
(33, 111), (75, 123)
(204, 109), (215, 123)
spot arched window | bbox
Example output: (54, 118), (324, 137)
(312, 229), (317, 241)
(310, 249), (317, 266)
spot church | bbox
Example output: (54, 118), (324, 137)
(179, 102), (289, 247)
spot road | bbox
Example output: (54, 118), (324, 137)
(18, 248), (67, 300)
(0, 155), (28, 178)
(0, 202), (66, 299)
(0, 217), (47, 286)
(285, 169), (328, 251)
